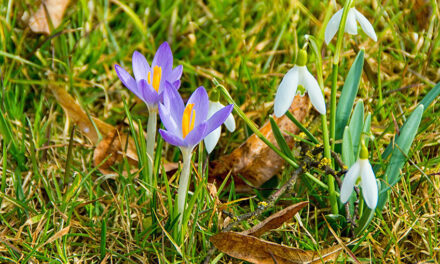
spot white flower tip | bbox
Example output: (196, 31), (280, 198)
(324, 8), (344, 45)
(204, 128), (221, 154)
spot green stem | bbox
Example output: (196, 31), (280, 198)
(146, 109), (157, 185)
(321, 114), (338, 214)
(177, 148), (192, 225)
(329, 62), (339, 151)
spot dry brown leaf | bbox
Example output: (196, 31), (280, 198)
(41, 226), (70, 247)
(49, 84), (139, 174)
(49, 84), (115, 144)
(209, 95), (310, 192)
(210, 232), (342, 264)
(93, 128), (138, 174)
(242, 201), (308, 237)
(413, 0), (432, 30)
(28, 0), (71, 34)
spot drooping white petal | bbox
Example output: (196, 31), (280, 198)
(340, 160), (361, 203)
(224, 112), (236, 132)
(325, 8), (343, 44)
(354, 9), (377, 42)
(274, 67), (299, 117)
(298, 67), (326, 115)
(359, 159), (378, 209)
(204, 127), (221, 154)
(345, 8), (358, 35)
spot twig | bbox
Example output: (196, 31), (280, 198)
(203, 165), (304, 263)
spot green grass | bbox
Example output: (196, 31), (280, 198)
(0, 0), (439, 263)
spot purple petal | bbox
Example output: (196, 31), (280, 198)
(183, 122), (207, 147)
(152, 42), (173, 74)
(132, 51), (150, 81)
(139, 79), (160, 106)
(115, 64), (142, 99)
(158, 101), (180, 135)
(205, 104), (233, 136)
(169, 65), (183, 82)
(172, 80), (181, 89)
(186, 86), (209, 127)
(163, 81), (184, 124)
(159, 129), (185, 147)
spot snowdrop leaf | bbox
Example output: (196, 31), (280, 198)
(348, 100), (364, 159)
(362, 113), (371, 147)
(419, 82), (440, 112)
(381, 82), (439, 160)
(335, 50), (364, 140)
(342, 126), (355, 167)
(377, 104), (424, 210)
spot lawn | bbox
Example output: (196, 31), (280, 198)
(0, 0), (439, 263)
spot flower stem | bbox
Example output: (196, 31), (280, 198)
(329, 62), (339, 152)
(177, 148), (192, 224)
(146, 109), (157, 186)
(322, 113), (338, 214)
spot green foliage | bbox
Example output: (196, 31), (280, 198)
(335, 50), (365, 140)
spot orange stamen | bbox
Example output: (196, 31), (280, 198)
(182, 104), (196, 138)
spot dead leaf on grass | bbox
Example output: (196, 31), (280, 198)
(210, 232), (342, 264)
(209, 95), (310, 192)
(93, 128), (138, 174)
(28, 0), (71, 34)
(242, 201), (308, 237)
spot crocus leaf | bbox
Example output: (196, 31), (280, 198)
(348, 100), (364, 159)
(342, 126), (355, 167)
(270, 116), (295, 160)
(377, 104), (424, 210)
(335, 50), (364, 140)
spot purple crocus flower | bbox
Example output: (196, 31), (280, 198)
(114, 42), (183, 109)
(158, 83), (233, 150)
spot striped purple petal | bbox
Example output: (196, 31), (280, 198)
(186, 86), (209, 127)
(152, 42), (173, 75)
(115, 64), (142, 99)
(183, 123), (207, 147)
(132, 51), (150, 81)
(162, 81), (184, 125)
(170, 65), (183, 82)
(159, 129), (185, 147)
(139, 79), (160, 106)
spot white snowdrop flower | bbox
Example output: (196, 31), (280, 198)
(340, 141), (378, 209)
(274, 49), (326, 117)
(204, 101), (236, 154)
(325, 7), (377, 44)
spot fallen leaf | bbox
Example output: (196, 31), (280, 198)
(49, 84), (139, 174)
(28, 0), (71, 34)
(209, 95), (310, 192)
(41, 226), (70, 247)
(413, 0), (432, 30)
(210, 232), (342, 264)
(49, 84), (115, 144)
(242, 201), (308, 237)
(93, 128), (138, 174)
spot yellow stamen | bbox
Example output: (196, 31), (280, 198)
(147, 66), (162, 92)
(152, 66), (162, 92)
(182, 104), (196, 138)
